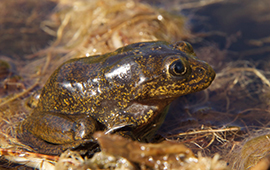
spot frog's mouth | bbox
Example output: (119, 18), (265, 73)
(144, 64), (215, 100)
(175, 61), (215, 96)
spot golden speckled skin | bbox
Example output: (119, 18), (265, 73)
(17, 41), (215, 155)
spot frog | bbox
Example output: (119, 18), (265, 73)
(16, 41), (215, 155)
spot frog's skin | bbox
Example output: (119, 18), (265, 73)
(16, 41), (215, 155)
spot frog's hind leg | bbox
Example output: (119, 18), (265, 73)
(15, 111), (100, 155)
(16, 124), (97, 155)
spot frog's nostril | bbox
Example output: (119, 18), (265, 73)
(198, 68), (203, 73)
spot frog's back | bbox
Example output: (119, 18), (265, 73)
(36, 41), (171, 114)
(36, 55), (105, 113)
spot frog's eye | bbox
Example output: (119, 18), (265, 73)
(169, 60), (186, 76)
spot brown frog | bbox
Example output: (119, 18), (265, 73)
(16, 41), (215, 155)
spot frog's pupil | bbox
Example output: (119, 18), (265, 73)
(170, 60), (186, 76)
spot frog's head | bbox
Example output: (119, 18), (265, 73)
(132, 41), (216, 102)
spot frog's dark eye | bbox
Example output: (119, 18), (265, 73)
(169, 60), (186, 76)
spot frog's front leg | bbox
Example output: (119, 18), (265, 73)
(16, 111), (99, 155)
(105, 123), (137, 140)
